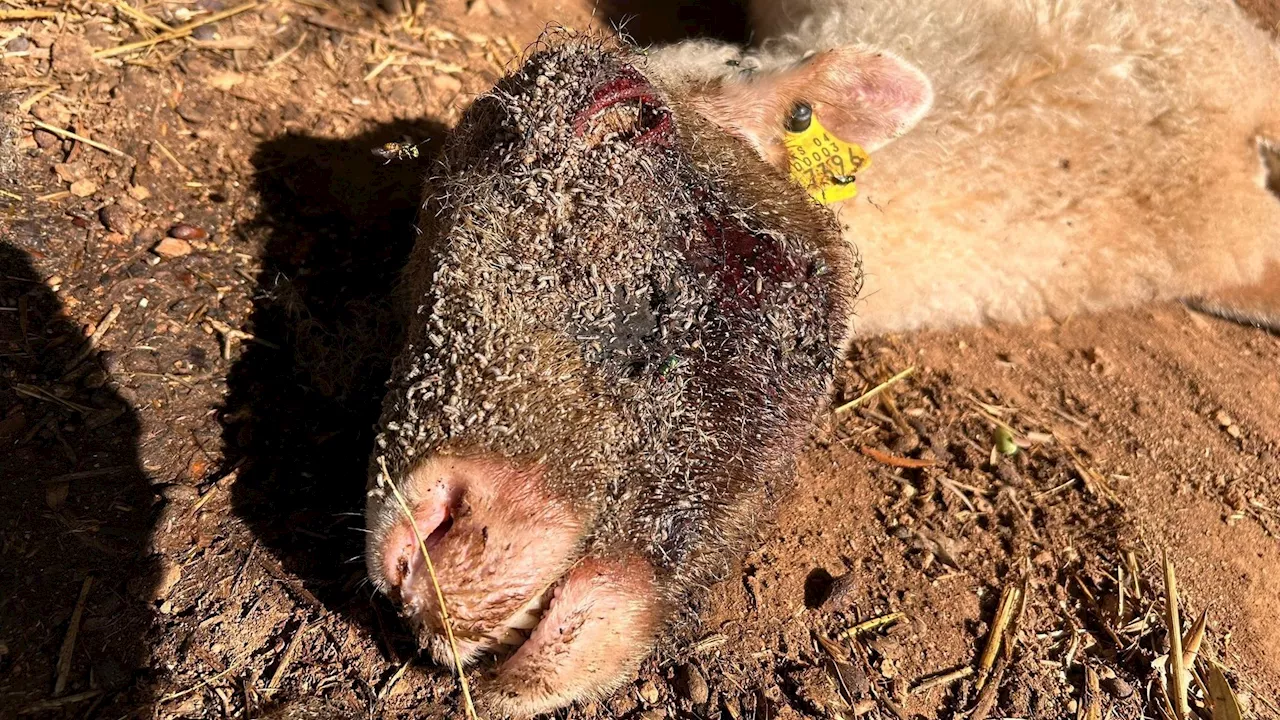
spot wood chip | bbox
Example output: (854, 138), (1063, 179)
(54, 576), (94, 696)
(858, 445), (937, 469)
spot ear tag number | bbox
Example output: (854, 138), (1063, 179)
(783, 104), (870, 205)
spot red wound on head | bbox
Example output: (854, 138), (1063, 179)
(573, 66), (675, 147)
(693, 211), (806, 309)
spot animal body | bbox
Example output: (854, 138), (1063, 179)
(363, 0), (1280, 717)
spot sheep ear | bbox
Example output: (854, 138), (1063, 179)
(692, 47), (933, 167)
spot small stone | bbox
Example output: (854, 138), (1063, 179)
(431, 73), (463, 97)
(637, 680), (661, 705)
(128, 184), (152, 201)
(69, 178), (97, 197)
(32, 99), (72, 127)
(33, 128), (58, 148)
(154, 237), (193, 258)
(153, 557), (183, 599)
(1226, 424), (1242, 439)
(169, 222), (208, 241)
(100, 203), (133, 235)
(177, 100), (209, 124)
(675, 664), (709, 704)
(4, 36), (30, 52)
(51, 36), (96, 75)
(191, 24), (217, 41)
(53, 163), (83, 182)
(386, 81), (420, 108)
(1101, 675), (1135, 699)
(1215, 410), (1234, 427)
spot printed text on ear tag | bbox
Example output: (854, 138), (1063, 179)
(783, 112), (871, 205)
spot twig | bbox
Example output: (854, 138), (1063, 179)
(65, 304), (121, 370)
(842, 611), (905, 639)
(975, 581), (1023, 693)
(1081, 665), (1101, 720)
(18, 690), (102, 714)
(834, 366), (916, 415)
(46, 466), (128, 483)
(364, 51), (398, 82)
(29, 120), (130, 159)
(1163, 549), (1189, 720)
(967, 654), (1009, 720)
(109, 0), (172, 32)
(54, 576), (94, 696)
(151, 139), (190, 176)
(266, 620), (309, 690)
(93, 2), (260, 59)
(858, 445), (937, 469)
(377, 456), (478, 720)
(0, 9), (58, 19)
(253, 552), (323, 612)
(158, 652), (253, 703)
(909, 665), (973, 695)
(264, 29), (308, 68)
(14, 383), (95, 414)
(378, 661), (412, 700)
(19, 85), (58, 113)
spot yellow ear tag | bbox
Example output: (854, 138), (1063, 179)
(784, 108), (870, 205)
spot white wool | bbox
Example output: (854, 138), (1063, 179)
(652, 0), (1280, 333)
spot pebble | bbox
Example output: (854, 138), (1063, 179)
(191, 24), (217, 41)
(51, 36), (96, 76)
(69, 178), (97, 197)
(637, 679), (661, 705)
(431, 73), (463, 97)
(386, 81), (420, 108)
(128, 184), (152, 201)
(4, 36), (30, 52)
(100, 203), (133, 235)
(675, 663), (709, 704)
(1101, 675), (1135, 700)
(177, 100), (209, 124)
(32, 128), (58, 149)
(169, 222), (209, 241)
(53, 162), (82, 182)
(32, 99), (72, 127)
(154, 237), (193, 258)
(154, 557), (183, 599)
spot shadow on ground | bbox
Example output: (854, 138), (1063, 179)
(0, 238), (157, 716)
(222, 120), (446, 657)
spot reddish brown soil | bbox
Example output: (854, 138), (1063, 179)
(2, 1), (1278, 719)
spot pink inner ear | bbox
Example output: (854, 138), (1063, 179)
(807, 47), (934, 152)
(693, 46), (933, 166)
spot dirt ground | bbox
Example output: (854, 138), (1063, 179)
(2, 1), (1279, 719)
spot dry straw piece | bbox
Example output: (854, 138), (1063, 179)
(378, 456), (479, 720)
(1162, 549), (1190, 720)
